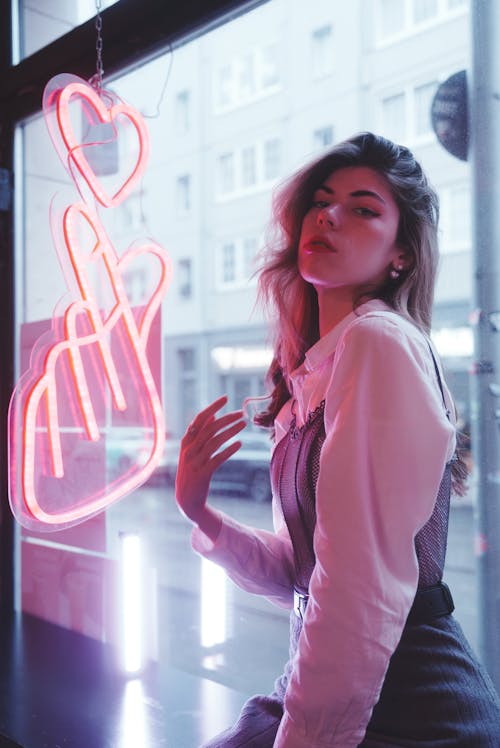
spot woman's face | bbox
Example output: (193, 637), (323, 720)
(298, 166), (404, 300)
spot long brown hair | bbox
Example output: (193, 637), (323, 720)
(255, 132), (467, 493)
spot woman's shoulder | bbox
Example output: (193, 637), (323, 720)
(337, 308), (432, 369)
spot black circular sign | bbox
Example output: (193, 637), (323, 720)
(431, 70), (468, 161)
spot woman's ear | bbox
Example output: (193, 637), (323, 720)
(396, 249), (413, 271)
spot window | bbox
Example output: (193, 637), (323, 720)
(313, 125), (334, 150)
(218, 153), (235, 195)
(311, 25), (333, 78)
(263, 138), (281, 181)
(216, 237), (259, 288)
(414, 81), (438, 136)
(259, 44), (280, 89)
(238, 54), (256, 100)
(122, 267), (147, 306)
(379, 0), (406, 37)
(178, 258), (193, 298)
(217, 139), (281, 197)
(175, 90), (190, 134)
(413, 0), (439, 24)
(381, 92), (406, 142)
(214, 44), (280, 113)
(222, 242), (237, 284)
(178, 348), (197, 431)
(241, 146), (257, 187)
(243, 237), (258, 278)
(176, 174), (191, 212)
(380, 82), (437, 143)
(440, 184), (471, 253)
(217, 65), (233, 108)
(376, 0), (467, 43)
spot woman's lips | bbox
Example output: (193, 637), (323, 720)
(302, 237), (336, 254)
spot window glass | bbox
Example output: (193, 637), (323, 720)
(379, 0), (406, 38)
(311, 24), (333, 78)
(414, 81), (438, 136)
(313, 125), (334, 150)
(16, 0), (121, 61)
(13, 1), (484, 732)
(413, 0), (439, 24)
(381, 92), (406, 142)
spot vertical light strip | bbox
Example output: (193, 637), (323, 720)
(120, 533), (143, 673)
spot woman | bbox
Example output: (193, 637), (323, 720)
(175, 133), (500, 746)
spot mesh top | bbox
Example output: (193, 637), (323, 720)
(271, 400), (451, 593)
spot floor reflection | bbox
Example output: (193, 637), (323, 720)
(119, 679), (150, 748)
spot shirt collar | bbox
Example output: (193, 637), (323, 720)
(298, 299), (392, 374)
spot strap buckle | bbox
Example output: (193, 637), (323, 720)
(293, 588), (309, 620)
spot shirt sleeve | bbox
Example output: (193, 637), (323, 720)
(275, 315), (456, 747)
(191, 509), (295, 609)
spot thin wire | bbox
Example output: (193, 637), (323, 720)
(142, 45), (174, 119)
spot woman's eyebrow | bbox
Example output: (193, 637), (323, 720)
(316, 185), (386, 205)
(350, 189), (386, 204)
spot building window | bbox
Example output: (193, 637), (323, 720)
(222, 243), (237, 284)
(313, 125), (334, 150)
(381, 92), (406, 142)
(237, 53), (255, 100)
(214, 44), (280, 113)
(377, 0), (467, 42)
(413, 0), (439, 24)
(217, 65), (233, 108)
(414, 81), (438, 136)
(122, 267), (147, 306)
(178, 258), (193, 298)
(259, 44), (279, 90)
(440, 184), (471, 253)
(178, 348), (197, 432)
(311, 25), (333, 78)
(243, 237), (258, 279)
(175, 90), (190, 134)
(216, 237), (259, 288)
(217, 153), (235, 195)
(241, 146), (257, 188)
(176, 174), (191, 212)
(379, 0), (406, 37)
(263, 138), (281, 181)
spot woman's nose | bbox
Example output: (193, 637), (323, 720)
(317, 204), (341, 228)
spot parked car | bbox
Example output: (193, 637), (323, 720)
(153, 430), (273, 502)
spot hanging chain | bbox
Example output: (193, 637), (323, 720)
(93, 0), (104, 90)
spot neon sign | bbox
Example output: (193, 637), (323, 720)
(9, 73), (172, 530)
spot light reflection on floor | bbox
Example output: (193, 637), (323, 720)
(119, 679), (150, 748)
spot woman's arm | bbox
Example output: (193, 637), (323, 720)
(176, 395), (296, 607)
(275, 315), (456, 747)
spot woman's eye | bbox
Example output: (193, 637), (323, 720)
(354, 206), (379, 217)
(312, 199), (329, 209)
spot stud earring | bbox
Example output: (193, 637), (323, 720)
(390, 264), (404, 280)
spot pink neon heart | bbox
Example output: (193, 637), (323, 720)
(56, 81), (149, 208)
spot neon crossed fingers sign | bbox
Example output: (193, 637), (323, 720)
(9, 73), (172, 530)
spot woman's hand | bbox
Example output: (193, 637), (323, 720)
(175, 395), (246, 540)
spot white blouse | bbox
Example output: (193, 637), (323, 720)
(192, 299), (457, 747)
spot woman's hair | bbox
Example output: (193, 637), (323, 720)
(255, 132), (468, 493)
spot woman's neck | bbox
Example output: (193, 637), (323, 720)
(316, 287), (356, 337)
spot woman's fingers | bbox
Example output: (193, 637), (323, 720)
(188, 395), (229, 433)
